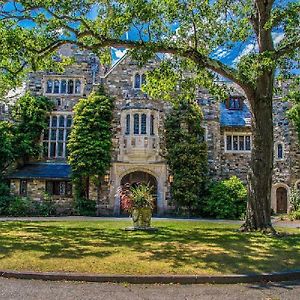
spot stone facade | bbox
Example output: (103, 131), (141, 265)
(5, 45), (300, 215)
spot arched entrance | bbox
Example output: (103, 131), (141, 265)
(276, 187), (288, 213)
(120, 171), (158, 214)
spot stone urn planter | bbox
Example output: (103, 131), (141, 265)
(119, 183), (158, 231)
(132, 207), (152, 228)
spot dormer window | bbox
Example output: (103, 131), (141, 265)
(133, 73), (146, 89)
(226, 96), (243, 110)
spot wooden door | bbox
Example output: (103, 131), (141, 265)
(276, 187), (287, 213)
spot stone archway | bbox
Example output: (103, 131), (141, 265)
(120, 171), (158, 215)
(276, 187), (288, 214)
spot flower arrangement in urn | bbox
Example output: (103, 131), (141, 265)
(119, 182), (154, 229)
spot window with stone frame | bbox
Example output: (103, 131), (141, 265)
(20, 180), (28, 196)
(275, 142), (284, 160)
(225, 133), (251, 152)
(45, 181), (72, 196)
(44, 78), (83, 95)
(43, 114), (72, 159)
(133, 73), (146, 89)
(226, 96), (243, 110)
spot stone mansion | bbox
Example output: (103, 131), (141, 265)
(3, 45), (299, 215)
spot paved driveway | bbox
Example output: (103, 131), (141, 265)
(0, 278), (300, 300)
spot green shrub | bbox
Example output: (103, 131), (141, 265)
(203, 176), (247, 220)
(289, 188), (300, 212)
(289, 209), (300, 221)
(8, 197), (34, 216)
(74, 198), (96, 216)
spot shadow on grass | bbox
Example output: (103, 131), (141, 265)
(0, 221), (299, 274)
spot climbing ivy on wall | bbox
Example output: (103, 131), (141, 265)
(0, 92), (53, 178)
(164, 99), (208, 215)
(67, 87), (114, 202)
(287, 78), (300, 142)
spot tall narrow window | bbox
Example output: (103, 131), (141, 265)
(75, 79), (81, 94)
(141, 114), (147, 134)
(134, 73), (141, 89)
(67, 115), (72, 127)
(141, 74), (146, 85)
(20, 180), (27, 196)
(150, 115), (154, 136)
(59, 115), (65, 127)
(125, 114), (130, 135)
(51, 116), (57, 127)
(68, 79), (74, 94)
(277, 143), (283, 159)
(134, 113), (139, 134)
(245, 136), (251, 150)
(60, 80), (67, 94)
(46, 80), (53, 93)
(53, 80), (60, 94)
(43, 115), (72, 159)
(226, 135), (232, 151)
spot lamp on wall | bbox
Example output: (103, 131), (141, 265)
(168, 175), (174, 184)
(104, 174), (110, 183)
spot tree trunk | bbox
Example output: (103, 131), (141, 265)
(241, 81), (276, 233)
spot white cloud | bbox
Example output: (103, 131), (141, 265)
(112, 47), (127, 59)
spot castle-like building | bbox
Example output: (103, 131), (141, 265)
(3, 45), (300, 215)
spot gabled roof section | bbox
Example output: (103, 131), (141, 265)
(7, 163), (71, 180)
(102, 51), (162, 78)
(220, 102), (252, 127)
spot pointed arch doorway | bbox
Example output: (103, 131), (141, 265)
(120, 171), (158, 215)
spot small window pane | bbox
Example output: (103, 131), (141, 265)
(66, 129), (71, 140)
(233, 136), (238, 151)
(134, 113), (139, 134)
(46, 80), (53, 93)
(53, 80), (60, 94)
(67, 116), (72, 127)
(75, 79), (81, 94)
(125, 114), (130, 135)
(46, 181), (53, 195)
(68, 80), (74, 94)
(150, 115), (154, 135)
(141, 114), (147, 134)
(51, 129), (57, 141)
(226, 135), (232, 151)
(141, 74), (146, 85)
(20, 180), (27, 196)
(50, 142), (56, 157)
(57, 143), (64, 157)
(59, 182), (66, 196)
(59, 115), (65, 127)
(239, 136), (245, 151)
(60, 80), (67, 94)
(277, 144), (283, 159)
(134, 73), (141, 89)
(245, 136), (251, 150)
(51, 116), (57, 127)
(58, 129), (64, 141)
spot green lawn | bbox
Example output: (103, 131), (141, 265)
(0, 220), (299, 275)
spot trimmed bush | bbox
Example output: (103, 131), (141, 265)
(203, 176), (247, 220)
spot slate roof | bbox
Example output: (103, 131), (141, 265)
(220, 102), (252, 127)
(7, 163), (71, 180)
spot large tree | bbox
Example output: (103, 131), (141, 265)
(0, 0), (299, 231)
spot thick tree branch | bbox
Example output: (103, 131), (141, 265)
(274, 39), (300, 59)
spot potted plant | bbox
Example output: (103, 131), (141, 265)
(119, 182), (154, 229)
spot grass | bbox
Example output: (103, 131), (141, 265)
(0, 220), (299, 275)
